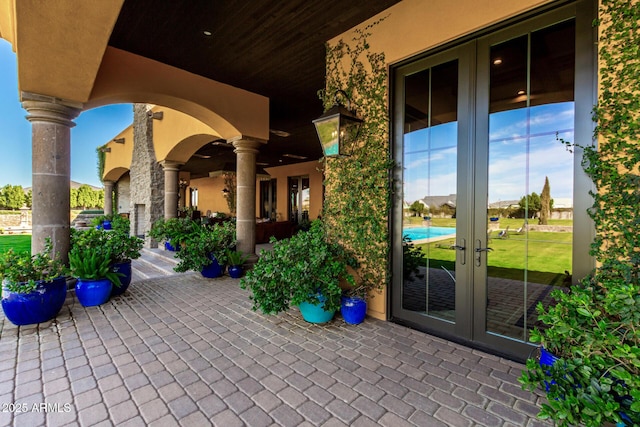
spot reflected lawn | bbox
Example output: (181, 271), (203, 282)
(417, 230), (573, 286)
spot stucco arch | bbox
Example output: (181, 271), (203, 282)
(103, 125), (134, 182)
(149, 107), (223, 164)
(103, 166), (129, 182)
(85, 47), (269, 143)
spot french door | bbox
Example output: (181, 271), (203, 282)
(392, 3), (595, 360)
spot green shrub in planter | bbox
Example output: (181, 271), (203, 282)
(226, 249), (249, 267)
(240, 220), (356, 316)
(519, 275), (640, 426)
(71, 226), (142, 265)
(148, 217), (200, 248)
(173, 221), (236, 273)
(68, 246), (122, 287)
(0, 239), (66, 294)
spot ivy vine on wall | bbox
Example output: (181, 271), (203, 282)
(588, 0), (640, 281)
(96, 145), (107, 184)
(319, 18), (393, 296)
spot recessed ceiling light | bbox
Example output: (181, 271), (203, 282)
(203, 30), (212, 36)
(493, 58), (503, 65)
(269, 129), (291, 138)
(211, 141), (232, 147)
(517, 90), (526, 95)
(282, 154), (307, 160)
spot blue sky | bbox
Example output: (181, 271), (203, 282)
(0, 39), (133, 189)
(403, 102), (575, 204)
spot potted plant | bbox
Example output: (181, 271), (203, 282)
(103, 216), (142, 296)
(68, 246), (122, 307)
(148, 217), (198, 251)
(71, 223), (142, 296)
(240, 220), (356, 324)
(92, 214), (113, 230)
(0, 239), (68, 325)
(173, 221), (236, 278)
(226, 250), (249, 279)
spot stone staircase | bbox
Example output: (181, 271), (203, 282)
(131, 247), (181, 282)
(130, 243), (273, 283)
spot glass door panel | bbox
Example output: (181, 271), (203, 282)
(401, 60), (459, 323)
(482, 19), (575, 343)
(288, 176), (309, 223)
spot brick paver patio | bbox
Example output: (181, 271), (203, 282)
(0, 264), (551, 426)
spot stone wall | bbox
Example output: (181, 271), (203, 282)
(116, 175), (131, 214)
(0, 213), (22, 228)
(129, 104), (164, 247)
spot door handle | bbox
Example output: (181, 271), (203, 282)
(452, 238), (466, 265)
(475, 240), (493, 266)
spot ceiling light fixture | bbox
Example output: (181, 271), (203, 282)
(517, 90), (526, 95)
(493, 58), (503, 65)
(282, 154), (307, 160)
(203, 30), (212, 36)
(269, 129), (291, 138)
(211, 141), (232, 147)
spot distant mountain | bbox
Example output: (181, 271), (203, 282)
(24, 181), (103, 192)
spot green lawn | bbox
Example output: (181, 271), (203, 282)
(0, 235), (31, 254)
(417, 230), (573, 286)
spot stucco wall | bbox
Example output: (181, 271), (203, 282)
(265, 161), (324, 222)
(188, 176), (231, 216)
(333, 0), (552, 65)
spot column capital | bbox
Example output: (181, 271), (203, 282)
(230, 137), (266, 154)
(160, 160), (183, 172)
(21, 92), (82, 127)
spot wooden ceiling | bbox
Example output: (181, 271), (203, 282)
(108, 0), (401, 176)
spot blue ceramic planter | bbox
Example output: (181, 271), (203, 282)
(110, 260), (132, 297)
(165, 241), (177, 251)
(341, 296), (367, 325)
(298, 300), (335, 324)
(228, 265), (243, 279)
(201, 255), (225, 278)
(1, 277), (67, 325)
(75, 278), (112, 307)
(102, 220), (112, 230)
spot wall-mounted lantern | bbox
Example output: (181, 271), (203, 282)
(113, 137), (125, 144)
(312, 89), (363, 157)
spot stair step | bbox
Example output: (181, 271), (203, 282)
(131, 247), (180, 281)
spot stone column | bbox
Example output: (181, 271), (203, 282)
(103, 180), (115, 215)
(161, 161), (182, 219)
(22, 93), (81, 261)
(232, 138), (265, 259)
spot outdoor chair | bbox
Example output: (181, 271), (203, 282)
(498, 226), (510, 239)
